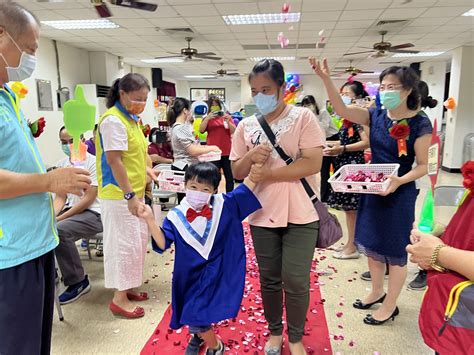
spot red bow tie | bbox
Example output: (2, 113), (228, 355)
(186, 205), (212, 223)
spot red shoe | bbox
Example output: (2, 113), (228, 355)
(109, 302), (145, 318)
(127, 292), (149, 301)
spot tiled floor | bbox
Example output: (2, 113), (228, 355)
(51, 171), (463, 354)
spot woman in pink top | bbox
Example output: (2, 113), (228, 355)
(230, 59), (324, 355)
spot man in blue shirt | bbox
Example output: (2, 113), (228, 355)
(0, 2), (91, 354)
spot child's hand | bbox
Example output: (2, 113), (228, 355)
(138, 204), (154, 223)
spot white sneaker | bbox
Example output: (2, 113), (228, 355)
(332, 250), (360, 259)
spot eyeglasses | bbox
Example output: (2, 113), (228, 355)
(379, 84), (403, 92)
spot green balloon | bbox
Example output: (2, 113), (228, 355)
(63, 85), (96, 150)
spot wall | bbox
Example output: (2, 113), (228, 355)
(443, 46), (474, 169)
(177, 80), (242, 109)
(19, 37), (91, 167)
(420, 61), (446, 129)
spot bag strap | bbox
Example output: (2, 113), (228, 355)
(256, 112), (320, 203)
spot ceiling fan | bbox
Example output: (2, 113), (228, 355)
(201, 63), (240, 78)
(333, 60), (374, 76)
(344, 30), (419, 58)
(154, 37), (222, 62)
(37, 0), (158, 18)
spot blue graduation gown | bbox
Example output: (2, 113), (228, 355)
(152, 183), (261, 329)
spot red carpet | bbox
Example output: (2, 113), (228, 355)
(141, 223), (332, 355)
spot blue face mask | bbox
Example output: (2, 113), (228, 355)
(380, 90), (402, 110)
(253, 92), (278, 116)
(341, 96), (352, 105)
(61, 144), (71, 157)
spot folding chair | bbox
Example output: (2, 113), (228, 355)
(153, 164), (178, 208)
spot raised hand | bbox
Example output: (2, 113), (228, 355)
(308, 57), (331, 80)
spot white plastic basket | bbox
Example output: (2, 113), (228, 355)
(157, 170), (185, 193)
(328, 163), (400, 194)
(198, 151), (222, 162)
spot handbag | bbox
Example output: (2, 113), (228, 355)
(256, 112), (343, 248)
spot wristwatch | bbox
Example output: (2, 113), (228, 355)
(430, 244), (449, 272)
(124, 192), (136, 201)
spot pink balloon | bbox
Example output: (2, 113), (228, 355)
(282, 3), (290, 13)
(277, 32), (289, 48)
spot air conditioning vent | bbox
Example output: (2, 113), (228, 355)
(375, 19), (410, 27)
(161, 27), (194, 35)
(96, 85), (110, 98)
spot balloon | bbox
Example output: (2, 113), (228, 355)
(63, 85), (96, 154)
(444, 97), (456, 110)
(154, 99), (159, 108)
(290, 85), (297, 93)
(286, 74), (293, 82)
(282, 3), (290, 13)
(292, 74), (300, 83)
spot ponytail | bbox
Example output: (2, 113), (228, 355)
(105, 73), (151, 109)
(167, 97), (190, 126)
(106, 79), (121, 108)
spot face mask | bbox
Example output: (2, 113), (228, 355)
(0, 32), (36, 82)
(341, 96), (352, 105)
(61, 144), (71, 157)
(253, 92), (278, 116)
(186, 189), (212, 210)
(380, 90), (402, 110)
(126, 99), (146, 115)
(210, 105), (220, 113)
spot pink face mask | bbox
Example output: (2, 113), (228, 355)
(185, 189), (211, 210)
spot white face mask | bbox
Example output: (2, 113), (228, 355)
(0, 32), (36, 82)
(185, 189), (211, 210)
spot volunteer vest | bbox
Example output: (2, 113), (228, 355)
(0, 86), (58, 269)
(96, 105), (147, 200)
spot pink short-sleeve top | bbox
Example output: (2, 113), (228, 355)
(230, 105), (325, 228)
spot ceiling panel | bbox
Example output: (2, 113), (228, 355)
(421, 6), (472, 18)
(380, 8), (427, 19)
(186, 16), (226, 26)
(302, 0), (348, 12)
(172, 5), (219, 17)
(214, 3), (259, 15)
(148, 17), (190, 27)
(339, 9), (385, 21)
(301, 11), (341, 22)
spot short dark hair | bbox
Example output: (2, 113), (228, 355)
(185, 162), (221, 190)
(380, 66), (421, 110)
(248, 59), (285, 87)
(58, 126), (83, 139)
(418, 80), (438, 109)
(167, 97), (190, 126)
(301, 95), (320, 115)
(106, 73), (150, 108)
(0, 1), (40, 40)
(341, 80), (369, 98)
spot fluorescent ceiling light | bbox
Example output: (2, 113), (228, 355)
(462, 8), (474, 16)
(249, 56), (296, 62)
(41, 19), (119, 30)
(361, 72), (381, 76)
(141, 58), (184, 64)
(185, 75), (216, 79)
(223, 13), (300, 25)
(392, 51), (445, 58)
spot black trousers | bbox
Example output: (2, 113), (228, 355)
(212, 155), (234, 193)
(320, 133), (339, 203)
(0, 250), (55, 355)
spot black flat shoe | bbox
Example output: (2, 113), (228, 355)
(353, 293), (386, 310)
(363, 306), (399, 325)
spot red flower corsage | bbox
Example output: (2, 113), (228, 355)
(142, 123), (151, 137)
(461, 160), (474, 191)
(29, 117), (46, 138)
(342, 119), (354, 137)
(389, 119), (410, 157)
